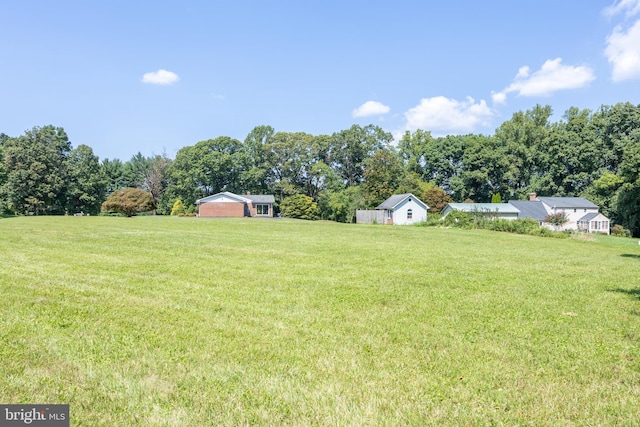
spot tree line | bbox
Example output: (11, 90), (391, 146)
(1, 102), (639, 235)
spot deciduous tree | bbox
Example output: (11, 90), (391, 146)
(101, 188), (155, 217)
(0, 133), (7, 212)
(165, 136), (246, 207)
(242, 125), (274, 193)
(328, 124), (393, 186)
(362, 149), (403, 207)
(495, 104), (552, 198)
(67, 144), (106, 214)
(0, 126), (71, 215)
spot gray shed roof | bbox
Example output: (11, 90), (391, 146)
(536, 197), (598, 209)
(508, 200), (548, 221)
(376, 193), (427, 210)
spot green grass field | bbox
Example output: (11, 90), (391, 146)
(1, 216), (639, 425)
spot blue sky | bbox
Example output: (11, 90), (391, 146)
(1, 0), (639, 161)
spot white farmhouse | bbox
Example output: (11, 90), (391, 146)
(535, 195), (610, 234)
(508, 193), (610, 234)
(441, 193), (611, 234)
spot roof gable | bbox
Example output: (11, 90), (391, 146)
(196, 191), (252, 204)
(376, 193), (427, 210)
(196, 192), (276, 205)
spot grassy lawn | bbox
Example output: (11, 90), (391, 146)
(1, 216), (639, 425)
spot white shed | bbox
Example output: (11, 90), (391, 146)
(376, 193), (428, 225)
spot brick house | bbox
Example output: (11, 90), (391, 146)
(195, 192), (275, 218)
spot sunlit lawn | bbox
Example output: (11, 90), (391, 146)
(1, 216), (639, 425)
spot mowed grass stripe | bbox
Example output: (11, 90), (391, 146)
(1, 216), (639, 425)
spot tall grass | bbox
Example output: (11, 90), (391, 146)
(1, 216), (639, 425)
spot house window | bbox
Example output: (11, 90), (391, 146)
(574, 208), (577, 213)
(407, 209), (413, 220)
(256, 204), (269, 215)
(387, 210), (392, 219)
(603, 221), (609, 230)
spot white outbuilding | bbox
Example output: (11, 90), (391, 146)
(375, 193), (428, 225)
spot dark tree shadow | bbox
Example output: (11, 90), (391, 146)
(621, 254), (640, 259)
(608, 288), (640, 316)
(608, 287), (640, 300)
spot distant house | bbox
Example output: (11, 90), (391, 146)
(511, 193), (610, 234)
(441, 203), (520, 220)
(508, 200), (549, 225)
(196, 192), (275, 218)
(357, 193), (428, 225)
(441, 194), (611, 234)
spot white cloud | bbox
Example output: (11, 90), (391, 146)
(606, 20), (640, 81)
(141, 69), (180, 85)
(491, 91), (507, 105)
(604, 0), (640, 18)
(493, 58), (595, 103)
(604, 1), (640, 82)
(352, 101), (391, 118)
(402, 96), (493, 135)
(515, 66), (531, 79)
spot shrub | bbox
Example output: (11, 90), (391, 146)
(441, 212), (568, 239)
(170, 199), (186, 216)
(101, 188), (155, 217)
(611, 224), (632, 238)
(280, 194), (319, 220)
(442, 211), (474, 228)
(544, 211), (569, 230)
(415, 215), (442, 227)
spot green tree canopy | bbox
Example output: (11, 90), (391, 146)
(102, 158), (127, 195)
(328, 124), (393, 186)
(67, 144), (106, 214)
(0, 126), (71, 215)
(242, 125), (275, 194)
(0, 133), (8, 212)
(362, 149), (403, 207)
(165, 136), (246, 207)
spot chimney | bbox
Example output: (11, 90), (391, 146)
(246, 191), (251, 195)
(529, 192), (537, 201)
